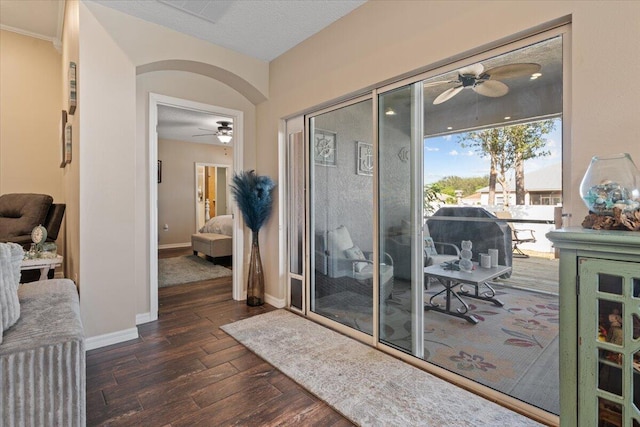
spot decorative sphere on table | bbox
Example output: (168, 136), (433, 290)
(459, 240), (473, 272)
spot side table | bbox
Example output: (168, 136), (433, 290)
(21, 255), (63, 281)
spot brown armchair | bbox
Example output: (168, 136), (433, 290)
(0, 193), (65, 247)
(0, 193), (66, 282)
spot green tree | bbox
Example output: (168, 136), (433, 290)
(458, 119), (555, 206)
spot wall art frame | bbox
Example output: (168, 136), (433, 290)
(60, 110), (67, 168)
(157, 160), (162, 183)
(64, 123), (72, 164)
(68, 62), (77, 115)
(356, 141), (373, 176)
(313, 129), (337, 166)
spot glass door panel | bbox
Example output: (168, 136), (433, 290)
(309, 99), (374, 334)
(378, 84), (424, 357)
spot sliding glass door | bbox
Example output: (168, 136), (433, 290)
(309, 98), (374, 335)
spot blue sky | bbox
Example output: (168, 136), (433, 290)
(423, 119), (562, 185)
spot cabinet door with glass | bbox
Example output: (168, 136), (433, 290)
(579, 257), (640, 427)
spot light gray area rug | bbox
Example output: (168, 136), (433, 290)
(158, 255), (232, 288)
(222, 310), (543, 427)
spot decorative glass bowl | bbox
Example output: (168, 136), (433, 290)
(580, 153), (640, 216)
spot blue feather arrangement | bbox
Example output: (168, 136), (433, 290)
(230, 170), (275, 233)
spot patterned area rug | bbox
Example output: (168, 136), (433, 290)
(158, 255), (232, 287)
(222, 310), (543, 427)
(315, 282), (559, 415)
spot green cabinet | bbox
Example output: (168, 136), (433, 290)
(547, 228), (640, 427)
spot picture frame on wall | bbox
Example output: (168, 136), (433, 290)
(313, 129), (337, 166)
(60, 110), (67, 168)
(157, 160), (162, 183)
(356, 141), (373, 176)
(68, 62), (77, 115)
(64, 123), (72, 164)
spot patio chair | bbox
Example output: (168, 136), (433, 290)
(316, 225), (394, 299)
(495, 211), (536, 258)
(423, 223), (460, 288)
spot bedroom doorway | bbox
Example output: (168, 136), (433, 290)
(148, 93), (244, 322)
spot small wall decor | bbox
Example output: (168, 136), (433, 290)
(157, 160), (162, 183)
(64, 123), (72, 164)
(356, 141), (373, 176)
(313, 129), (336, 166)
(398, 146), (409, 163)
(68, 62), (77, 115)
(59, 110), (67, 168)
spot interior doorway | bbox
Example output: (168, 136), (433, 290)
(148, 93), (244, 321)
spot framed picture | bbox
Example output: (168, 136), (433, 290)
(157, 160), (162, 183)
(68, 62), (77, 115)
(356, 141), (373, 176)
(64, 123), (72, 164)
(313, 129), (336, 166)
(60, 110), (67, 168)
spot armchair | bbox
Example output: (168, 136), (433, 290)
(0, 193), (65, 247)
(315, 225), (394, 299)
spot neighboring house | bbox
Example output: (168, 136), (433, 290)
(476, 163), (563, 206)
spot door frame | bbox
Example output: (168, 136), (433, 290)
(148, 93), (245, 320)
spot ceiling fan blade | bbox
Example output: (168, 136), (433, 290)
(423, 79), (458, 88)
(433, 86), (463, 105)
(473, 80), (509, 97)
(458, 63), (484, 77)
(192, 133), (216, 137)
(482, 63), (541, 80)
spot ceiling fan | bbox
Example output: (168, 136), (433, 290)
(426, 62), (541, 105)
(192, 121), (233, 143)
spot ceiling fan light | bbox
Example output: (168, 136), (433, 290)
(385, 107), (396, 116)
(217, 134), (232, 144)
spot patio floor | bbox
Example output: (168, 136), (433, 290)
(497, 251), (559, 295)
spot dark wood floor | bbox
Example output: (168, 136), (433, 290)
(86, 252), (353, 426)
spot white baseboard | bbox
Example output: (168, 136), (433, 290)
(265, 292), (286, 308)
(136, 311), (157, 325)
(158, 242), (191, 250)
(85, 327), (139, 351)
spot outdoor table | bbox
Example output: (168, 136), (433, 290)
(424, 262), (512, 324)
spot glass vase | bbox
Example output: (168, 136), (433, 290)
(247, 231), (265, 306)
(580, 153), (640, 216)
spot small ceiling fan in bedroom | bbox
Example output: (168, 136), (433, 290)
(193, 120), (233, 143)
(426, 62), (541, 105)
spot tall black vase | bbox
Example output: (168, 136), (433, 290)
(247, 230), (264, 306)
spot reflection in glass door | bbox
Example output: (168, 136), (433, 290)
(309, 98), (374, 334)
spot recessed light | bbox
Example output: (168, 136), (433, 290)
(504, 116), (511, 120)
(385, 107), (396, 116)
(530, 72), (542, 80)
(447, 126), (453, 130)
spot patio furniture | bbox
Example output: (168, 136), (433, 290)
(315, 225), (394, 299)
(426, 207), (512, 277)
(424, 262), (511, 324)
(494, 211), (537, 258)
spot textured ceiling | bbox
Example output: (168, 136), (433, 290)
(157, 105), (234, 146)
(90, 0), (367, 61)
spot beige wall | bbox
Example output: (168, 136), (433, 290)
(258, 0), (640, 301)
(0, 30), (64, 205)
(157, 138), (233, 246)
(77, 1), (137, 338)
(61, 0), (79, 290)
